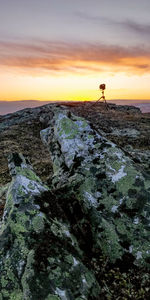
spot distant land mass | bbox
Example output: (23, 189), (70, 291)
(0, 100), (52, 115)
(0, 99), (150, 115)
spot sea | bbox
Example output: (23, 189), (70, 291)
(0, 100), (150, 115)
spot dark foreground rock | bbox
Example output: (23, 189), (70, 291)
(0, 103), (150, 299)
(0, 153), (100, 299)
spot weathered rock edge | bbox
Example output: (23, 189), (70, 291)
(0, 153), (100, 300)
(41, 107), (150, 268)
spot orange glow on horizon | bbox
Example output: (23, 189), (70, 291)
(0, 64), (150, 102)
(0, 40), (150, 101)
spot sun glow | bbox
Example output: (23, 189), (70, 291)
(0, 39), (150, 102)
(0, 65), (150, 102)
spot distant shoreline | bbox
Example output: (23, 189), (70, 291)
(0, 99), (150, 115)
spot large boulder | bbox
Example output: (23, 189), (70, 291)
(41, 108), (150, 268)
(0, 153), (100, 300)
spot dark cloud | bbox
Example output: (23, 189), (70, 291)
(76, 11), (150, 37)
(0, 39), (150, 74)
(121, 20), (150, 35)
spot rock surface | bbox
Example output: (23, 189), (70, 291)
(0, 153), (100, 299)
(41, 108), (150, 268)
(0, 102), (150, 299)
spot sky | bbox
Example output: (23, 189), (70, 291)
(0, 0), (150, 101)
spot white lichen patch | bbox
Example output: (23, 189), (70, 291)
(73, 257), (79, 267)
(63, 228), (71, 238)
(115, 151), (124, 160)
(119, 198), (124, 205)
(110, 165), (127, 183)
(136, 251), (142, 260)
(133, 217), (140, 225)
(51, 221), (75, 244)
(17, 260), (25, 277)
(20, 175), (45, 192)
(82, 275), (88, 290)
(53, 113), (97, 168)
(55, 288), (68, 300)
(84, 191), (99, 208)
(40, 127), (51, 145)
(11, 174), (47, 202)
(129, 245), (133, 253)
(111, 205), (118, 213)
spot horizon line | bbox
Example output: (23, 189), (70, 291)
(1, 99), (150, 102)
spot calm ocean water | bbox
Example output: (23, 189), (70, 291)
(0, 100), (150, 115)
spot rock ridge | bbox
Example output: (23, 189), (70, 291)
(0, 103), (150, 299)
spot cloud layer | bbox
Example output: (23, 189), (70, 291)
(77, 12), (150, 37)
(0, 39), (150, 75)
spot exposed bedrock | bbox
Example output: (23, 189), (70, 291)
(41, 107), (150, 269)
(0, 153), (100, 300)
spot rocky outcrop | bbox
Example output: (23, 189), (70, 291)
(41, 107), (150, 268)
(0, 153), (100, 299)
(108, 103), (141, 114)
(0, 104), (150, 299)
(0, 104), (54, 133)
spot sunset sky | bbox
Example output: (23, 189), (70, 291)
(0, 0), (150, 101)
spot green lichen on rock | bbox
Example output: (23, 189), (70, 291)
(1, 106), (150, 299)
(9, 291), (22, 300)
(0, 153), (100, 299)
(16, 167), (42, 183)
(41, 108), (150, 268)
(45, 296), (60, 300)
(32, 215), (45, 233)
(57, 116), (79, 137)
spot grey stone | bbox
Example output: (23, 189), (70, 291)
(0, 153), (100, 299)
(41, 107), (150, 268)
